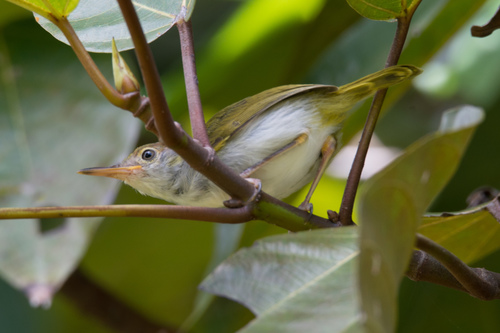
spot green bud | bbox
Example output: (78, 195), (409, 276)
(112, 38), (140, 94)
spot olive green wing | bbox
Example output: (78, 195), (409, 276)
(207, 84), (338, 151)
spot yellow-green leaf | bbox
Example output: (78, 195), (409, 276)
(346, 0), (419, 21)
(419, 198), (500, 264)
(4, 0), (78, 21)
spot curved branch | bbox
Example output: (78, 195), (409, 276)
(413, 234), (500, 300)
(55, 18), (134, 109)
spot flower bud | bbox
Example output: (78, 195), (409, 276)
(112, 38), (140, 94)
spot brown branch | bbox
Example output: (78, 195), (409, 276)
(116, 0), (259, 203)
(55, 18), (135, 109)
(0, 204), (253, 223)
(177, 15), (210, 146)
(339, 4), (421, 226)
(414, 234), (500, 300)
(55, 17), (159, 136)
(407, 250), (468, 292)
(471, 5), (500, 38)
(61, 269), (179, 333)
(0, 195), (338, 230)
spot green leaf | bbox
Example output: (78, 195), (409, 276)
(346, 0), (419, 21)
(201, 227), (361, 333)
(357, 105), (484, 332)
(0, 19), (139, 306)
(184, 0), (196, 21)
(34, 0), (188, 53)
(419, 197), (500, 264)
(3, 0), (78, 20)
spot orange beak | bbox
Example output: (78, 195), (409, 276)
(78, 165), (142, 180)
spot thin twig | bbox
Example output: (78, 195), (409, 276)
(339, 5), (420, 226)
(0, 205), (253, 223)
(177, 14), (211, 146)
(54, 17), (160, 136)
(116, 0), (177, 143)
(0, 198), (337, 230)
(56, 18), (135, 109)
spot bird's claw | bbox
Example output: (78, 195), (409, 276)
(223, 178), (262, 208)
(202, 146), (216, 167)
(298, 201), (313, 214)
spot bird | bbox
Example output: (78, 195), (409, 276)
(79, 65), (421, 209)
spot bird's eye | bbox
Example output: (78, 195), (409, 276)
(141, 149), (156, 161)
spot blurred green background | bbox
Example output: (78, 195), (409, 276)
(1, 0), (500, 332)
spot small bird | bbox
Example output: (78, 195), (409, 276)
(79, 65), (421, 208)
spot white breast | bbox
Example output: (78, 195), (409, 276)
(218, 96), (339, 200)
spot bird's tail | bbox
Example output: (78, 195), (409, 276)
(327, 65), (422, 115)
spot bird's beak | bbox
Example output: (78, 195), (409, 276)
(78, 165), (142, 180)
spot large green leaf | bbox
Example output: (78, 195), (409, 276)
(34, 0), (196, 52)
(201, 227), (360, 333)
(0, 19), (139, 306)
(419, 198), (500, 264)
(357, 105), (484, 332)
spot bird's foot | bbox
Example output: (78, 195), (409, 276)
(223, 178), (262, 208)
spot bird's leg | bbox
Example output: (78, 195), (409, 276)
(240, 133), (309, 178)
(298, 135), (337, 212)
(224, 133), (308, 208)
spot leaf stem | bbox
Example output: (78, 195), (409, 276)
(177, 13), (210, 146)
(339, 5), (420, 226)
(55, 18), (134, 109)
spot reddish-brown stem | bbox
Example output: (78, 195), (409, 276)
(339, 8), (418, 226)
(56, 18), (134, 109)
(116, 0), (177, 144)
(177, 17), (211, 147)
(116, 0), (256, 202)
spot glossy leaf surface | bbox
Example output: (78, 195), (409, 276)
(201, 227), (360, 333)
(34, 0), (196, 52)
